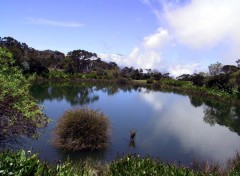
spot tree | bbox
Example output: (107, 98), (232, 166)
(191, 73), (205, 86)
(208, 62), (223, 76)
(0, 47), (48, 141)
(221, 65), (239, 74)
(176, 74), (191, 81)
(206, 73), (230, 91)
(236, 59), (240, 67)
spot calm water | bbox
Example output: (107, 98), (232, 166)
(14, 83), (240, 166)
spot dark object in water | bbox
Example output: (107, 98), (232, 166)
(129, 140), (135, 148)
(130, 130), (136, 140)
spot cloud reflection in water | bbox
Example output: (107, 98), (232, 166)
(139, 91), (240, 164)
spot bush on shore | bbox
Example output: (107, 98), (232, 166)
(0, 47), (48, 144)
(53, 107), (111, 151)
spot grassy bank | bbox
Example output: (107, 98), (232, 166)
(1, 149), (240, 175)
(150, 79), (240, 106)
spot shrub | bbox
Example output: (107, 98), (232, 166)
(0, 48), (48, 142)
(162, 79), (188, 87)
(53, 108), (111, 151)
(146, 78), (154, 84)
(206, 74), (230, 89)
(191, 74), (205, 87)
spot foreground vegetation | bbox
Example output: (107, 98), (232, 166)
(0, 48), (48, 147)
(1, 149), (240, 175)
(53, 108), (111, 151)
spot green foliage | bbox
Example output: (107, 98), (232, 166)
(0, 149), (43, 176)
(48, 70), (70, 79)
(110, 155), (205, 176)
(0, 149), (89, 176)
(53, 107), (111, 151)
(3, 149), (240, 175)
(177, 74), (192, 81)
(206, 74), (232, 94)
(146, 77), (154, 84)
(0, 48), (48, 139)
(191, 74), (205, 87)
(221, 65), (239, 74)
(162, 79), (191, 88)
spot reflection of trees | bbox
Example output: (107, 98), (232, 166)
(188, 95), (240, 135)
(31, 84), (100, 105)
(0, 113), (38, 149)
(203, 104), (240, 135)
(189, 96), (203, 108)
(95, 85), (119, 95)
(31, 83), (129, 106)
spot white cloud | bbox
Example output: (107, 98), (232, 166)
(99, 50), (162, 70)
(128, 49), (162, 69)
(99, 27), (200, 76)
(143, 28), (170, 49)
(97, 53), (124, 65)
(169, 63), (202, 77)
(27, 17), (84, 28)
(99, 27), (168, 71)
(164, 0), (240, 49)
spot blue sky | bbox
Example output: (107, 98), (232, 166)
(1, 0), (240, 76)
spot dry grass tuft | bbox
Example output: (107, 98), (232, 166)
(53, 107), (110, 151)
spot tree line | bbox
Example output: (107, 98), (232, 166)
(0, 37), (167, 80)
(177, 61), (240, 95)
(1, 36), (240, 96)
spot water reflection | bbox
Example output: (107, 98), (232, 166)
(140, 92), (240, 165)
(23, 84), (240, 165)
(188, 96), (240, 135)
(31, 84), (100, 105)
(129, 140), (136, 148)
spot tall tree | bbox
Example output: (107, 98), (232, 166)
(236, 59), (240, 67)
(208, 62), (223, 76)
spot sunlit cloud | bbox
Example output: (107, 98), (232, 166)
(143, 28), (170, 49)
(99, 28), (167, 71)
(164, 0), (240, 49)
(27, 17), (85, 28)
(100, 0), (240, 76)
(169, 63), (202, 77)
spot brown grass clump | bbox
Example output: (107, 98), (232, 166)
(53, 107), (111, 151)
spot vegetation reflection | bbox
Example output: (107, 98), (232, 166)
(188, 95), (240, 135)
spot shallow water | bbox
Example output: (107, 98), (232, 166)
(12, 83), (240, 166)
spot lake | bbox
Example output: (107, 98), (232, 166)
(12, 83), (240, 166)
